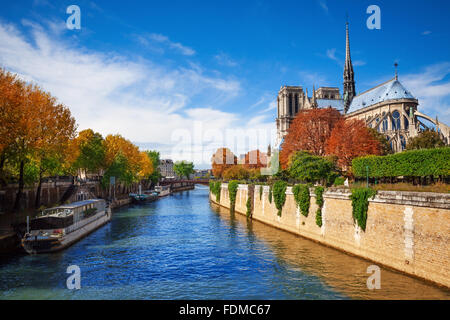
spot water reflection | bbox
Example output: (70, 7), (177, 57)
(211, 203), (450, 300)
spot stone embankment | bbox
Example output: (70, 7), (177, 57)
(210, 184), (450, 288)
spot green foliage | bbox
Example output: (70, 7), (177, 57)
(259, 185), (263, 200)
(315, 186), (324, 227)
(146, 150), (161, 184)
(102, 153), (132, 187)
(368, 128), (392, 155)
(228, 180), (239, 213)
(273, 181), (287, 216)
(293, 184), (310, 217)
(246, 196), (252, 218)
(406, 130), (445, 150)
(268, 184), (273, 203)
(352, 147), (450, 178)
(333, 176), (346, 186)
(75, 132), (105, 173)
(209, 180), (222, 202)
(350, 188), (376, 231)
(173, 160), (195, 179)
(288, 151), (338, 185)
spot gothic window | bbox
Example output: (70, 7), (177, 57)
(392, 111), (401, 130)
(382, 118), (388, 132)
(404, 116), (409, 130)
(400, 135), (406, 150)
(295, 94), (298, 114)
(375, 118), (380, 132)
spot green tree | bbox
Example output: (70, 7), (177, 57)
(173, 160), (195, 179)
(74, 130), (105, 175)
(367, 128), (392, 155)
(406, 130), (445, 150)
(146, 150), (161, 185)
(288, 151), (338, 185)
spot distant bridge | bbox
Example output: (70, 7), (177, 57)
(159, 179), (211, 186)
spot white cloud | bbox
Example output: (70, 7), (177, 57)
(318, 0), (329, 14)
(214, 52), (238, 67)
(422, 30), (432, 35)
(0, 20), (275, 167)
(141, 33), (196, 56)
(402, 62), (450, 124)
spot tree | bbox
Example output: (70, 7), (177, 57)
(72, 129), (105, 177)
(103, 134), (143, 186)
(146, 150), (161, 186)
(368, 128), (392, 155)
(326, 119), (382, 172)
(280, 107), (342, 169)
(406, 130), (445, 150)
(138, 151), (153, 180)
(222, 165), (250, 181)
(288, 151), (338, 185)
(211, 148), (237, 178)
(173, 161), (195, 179)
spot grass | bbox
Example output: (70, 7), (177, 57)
(350, 181), (450, 193)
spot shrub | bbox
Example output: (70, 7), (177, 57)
(288, 151), (338, 185)
(246, 197), (252, 218)
(350, 188), (376, 231)
(333, 176), (346, 186)
(293, 184), (310, 217)
(228, 180), (239, 213)
(209, 180), (222, 201)
(268, 185), (273, 203)
(315, 186), (324, 227)
(259, 185), (263, 200)
(273, 181), (288, 216)
(352, 147), (450, 179)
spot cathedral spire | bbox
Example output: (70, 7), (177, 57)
(343, 21), (356, 113)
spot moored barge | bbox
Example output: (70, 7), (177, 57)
(22, 199), (111, 254)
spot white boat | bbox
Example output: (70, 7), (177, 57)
(154, 185), (171, 197)
(22, 199), (111, 254)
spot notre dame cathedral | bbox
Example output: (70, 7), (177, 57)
(275, 22), (450, 152)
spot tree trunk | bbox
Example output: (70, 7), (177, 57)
(13, 160), (25, 212)
(35, 171), (43, 209)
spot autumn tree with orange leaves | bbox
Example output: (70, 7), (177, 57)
(0, 69), (77, 210)
(211, 148), (237, 178)
(279, 108), (342, 169)
(325, 119), (382, 173)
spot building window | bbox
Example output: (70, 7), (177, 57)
(375, 118), (380, 132)
(382, 118), (388, 132)
(404, 116), (409, 130)
(294, 94), (298, 114)
(400, 135), (407, 150)
(392, 111), (401, 130)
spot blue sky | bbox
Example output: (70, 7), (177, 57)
(1, 0), (450, 168)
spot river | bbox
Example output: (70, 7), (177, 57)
(0, 186), (448, 299)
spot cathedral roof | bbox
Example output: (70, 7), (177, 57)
(347, 78), (416, 113)
(316, 99), (344, 110)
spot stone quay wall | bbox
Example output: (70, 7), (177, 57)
(210, 183), (450, 288)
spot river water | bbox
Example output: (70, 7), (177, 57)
(0, 186), (448, 299)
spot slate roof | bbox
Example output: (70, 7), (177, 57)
(347, 78), (416, 114)
(316, 99), (344, 109)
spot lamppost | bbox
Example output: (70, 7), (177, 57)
(366, 165), (369, 188)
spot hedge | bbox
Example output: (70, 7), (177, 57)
(352, 147), (450, 178)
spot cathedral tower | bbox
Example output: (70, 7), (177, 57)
(343, 21), (356, 113)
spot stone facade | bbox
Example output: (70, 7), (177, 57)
(211, 184), (450, 288)
(158, 159), (175, 178)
